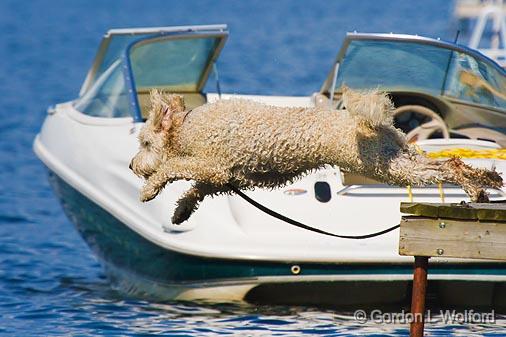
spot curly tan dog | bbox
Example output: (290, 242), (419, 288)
(130, 88), (503, 224)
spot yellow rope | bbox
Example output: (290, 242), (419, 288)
(407, 185), (413, 202)
(425, 148), (506, 160)
(414, 144), (425, 155)
(438, 183), (445, 203)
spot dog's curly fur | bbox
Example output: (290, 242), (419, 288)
(130, 88), (503, 224)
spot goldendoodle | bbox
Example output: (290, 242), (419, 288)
(130, 88), (502, 224)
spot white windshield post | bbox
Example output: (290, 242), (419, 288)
(329, 63), (340, 110)
(469, 0), (506, 66)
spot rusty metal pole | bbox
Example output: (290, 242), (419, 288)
(410, 256), (429, 337)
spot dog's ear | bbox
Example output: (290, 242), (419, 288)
(161, 106), (173, 131)
(171, 95), (185, 112)
(149, 91), (185, 131)
(340, 85), (356, 110)
(161, 95), (185, 131)
(150, 89), (166, 130)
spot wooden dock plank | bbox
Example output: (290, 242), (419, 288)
(400, 201), (506, 222)
(399, 217), (506, 260)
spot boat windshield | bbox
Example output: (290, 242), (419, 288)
(74, 28), (227, 119)
(96, 35), (146, 86)
(335, 39), (505, 110)
(74, 60), (132, 118)
(445, 51), (506, 109)
(129, 37), (221, 92)
(79, 25), (227, 101)
(336, 40), (451, 96)
(81, 33), (159, 95)
(74, 38), (219, 118)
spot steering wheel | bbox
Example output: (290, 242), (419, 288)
(392, 105), (450, 142)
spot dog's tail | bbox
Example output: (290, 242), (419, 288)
(341, 86), (394, 128)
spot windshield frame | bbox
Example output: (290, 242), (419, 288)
(79, 25), (228, 96)
(321, 33), (506, 106)
(123, 30), (227, 122)
(76, 25), (228, 121)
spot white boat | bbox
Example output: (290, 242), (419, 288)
(34, 25), (506, 306)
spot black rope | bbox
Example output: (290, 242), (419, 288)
(227, 184), (400, 239)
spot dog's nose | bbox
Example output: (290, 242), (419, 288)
(129, 161), (133, 170)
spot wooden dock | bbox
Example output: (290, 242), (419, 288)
(399, 201), (506, 337)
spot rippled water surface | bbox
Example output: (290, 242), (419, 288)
(1, 0), (504, 335)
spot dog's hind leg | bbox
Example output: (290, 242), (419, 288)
(385, 151), (502, 202)
(172, 182), (230, 224)
(140, 157), (229, 202)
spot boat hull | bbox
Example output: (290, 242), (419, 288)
(48, 170), (506, 307)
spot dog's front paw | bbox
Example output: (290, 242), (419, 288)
(171, 203), (194, 224)
(140, 184), (161, 202)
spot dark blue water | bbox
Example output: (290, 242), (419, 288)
(1, 0), (504, 335)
